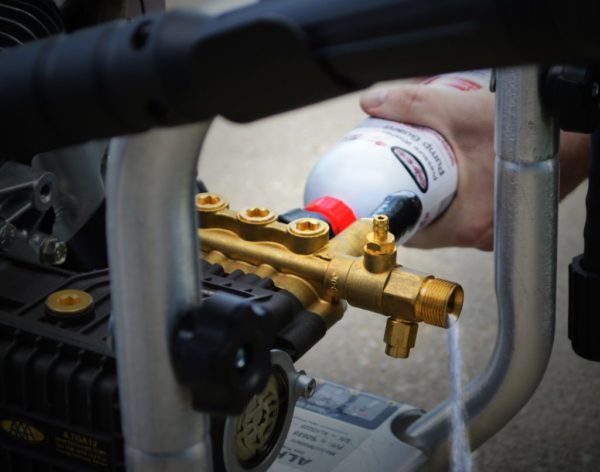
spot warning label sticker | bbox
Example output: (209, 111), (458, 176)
(275, 413), (369, 471)
(0, 408), (112, 471)
(274, 381), (399, 471)
(55, 430), (109, 469)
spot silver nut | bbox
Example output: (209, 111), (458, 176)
(294, 373), (316, 399)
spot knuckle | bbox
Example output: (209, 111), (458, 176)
(389, 86), (425, 116)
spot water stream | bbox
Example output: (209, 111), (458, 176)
(448, 315), (473, 472)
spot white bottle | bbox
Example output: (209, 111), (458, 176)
(303, 70), (490, 244)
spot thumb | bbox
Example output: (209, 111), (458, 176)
(360, 84), (450, 134)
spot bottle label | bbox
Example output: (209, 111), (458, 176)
(348, 118), (457, 233)
(423, 70), (490, 91)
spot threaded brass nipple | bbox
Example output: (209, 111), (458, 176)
(373, 214), (389, 242)
(417, 278), (464, 328)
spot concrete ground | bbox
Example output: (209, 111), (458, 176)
(198, 90), (600, 471)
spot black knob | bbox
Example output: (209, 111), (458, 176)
(173, 292), (275, 415)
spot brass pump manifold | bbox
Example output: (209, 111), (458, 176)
(196, 193), (463, 358)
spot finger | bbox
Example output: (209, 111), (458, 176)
(360, 84), (451, 134)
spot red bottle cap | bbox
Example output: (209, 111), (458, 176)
(305, 196), (356, 235)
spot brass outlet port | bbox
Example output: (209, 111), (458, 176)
(196, 193), (228, 213)
(238, 207), (277, 225)
(417, 278), (464, 328)
(363, 214), (396, 273)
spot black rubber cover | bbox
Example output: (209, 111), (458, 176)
(544, 64), (600, 133)
(568, 132), (600, 361)
(583, 132), (600, 273)
(1, 0), (600, 160)
(569, 255), (600, 361)
(369, 191), (423, 241)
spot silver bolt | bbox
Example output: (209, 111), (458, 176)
(0, 222), (17, 251)
(40, 238), (67, 265)
(294, 373), (316, 398)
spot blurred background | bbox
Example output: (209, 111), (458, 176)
(199, 89), (600, 471)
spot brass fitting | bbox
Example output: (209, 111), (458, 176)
(287, 218), (329, 254)
(195, 193), (228, 213)
(196, 194), (464, 359)
(363, 214), (397, 273)
(46, 289), (94, 316)
(384, 319), (418, 359)
(238, 207), (277, 225)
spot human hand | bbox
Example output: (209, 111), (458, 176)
(360, 84), (590, 251)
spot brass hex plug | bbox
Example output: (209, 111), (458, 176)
(195, 193), (228, 213)
(384, 319), (418, 359)
(363, 215), (397, 273)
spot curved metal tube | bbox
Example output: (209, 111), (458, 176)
(106, 123), (211, 471)
(401, 66), (558, 468)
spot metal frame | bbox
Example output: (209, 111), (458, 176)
(106, 123), (212, 471)
(402, 66), (559, 468)
(105, 66), (559, 471)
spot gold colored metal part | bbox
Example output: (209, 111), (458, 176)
(238, 207), (278, 225)
(417, 278), (464, 328)
(198, 200), (464, 358)
(46, 289), (94, 316)
(234, 375), (280, 462)
(287, 218), (329, 254)
(363, 214), (397, 273)
(384, 318), (418, 359)
(195, 193), (228, 213)
(288, 218), (328, 238)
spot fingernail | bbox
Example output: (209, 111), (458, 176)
(362, 89), (388, 108)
